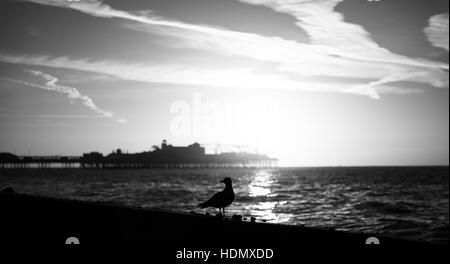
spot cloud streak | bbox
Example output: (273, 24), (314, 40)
(0, 70), (126, 123)
(236, 0), (449, 92)
(9, 0), (450, 98)
(425, 13), (449, 52)
(1, 52), (417, 99)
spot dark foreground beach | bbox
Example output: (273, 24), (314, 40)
(0, 191), (430, 245)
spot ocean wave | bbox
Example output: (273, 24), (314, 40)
(0, 167), (448, 243)
(355, 200), (416, 214)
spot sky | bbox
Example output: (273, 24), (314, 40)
(0, 0), (448, 166)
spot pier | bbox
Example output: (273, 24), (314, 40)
(0, 140), (277, 169)
(0, 154), (80, 169)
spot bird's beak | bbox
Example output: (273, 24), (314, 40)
(220, 180), (224, 183)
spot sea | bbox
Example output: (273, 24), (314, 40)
(0, 167), (448, 243)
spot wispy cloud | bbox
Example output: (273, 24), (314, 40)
(0, 52), (412, 99)
(425, 13), (449, 52)
(0, 70), (127, 123)
(236, 0), (449, 90)
(10, 0), (450, 98)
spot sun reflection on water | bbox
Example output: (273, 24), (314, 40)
(249, 170), (274, 197)
(245, 170), (294, 223)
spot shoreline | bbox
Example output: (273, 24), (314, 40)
(0, 191), (432, 245)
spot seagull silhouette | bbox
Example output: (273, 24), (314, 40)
(198, 177), (235, 216)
